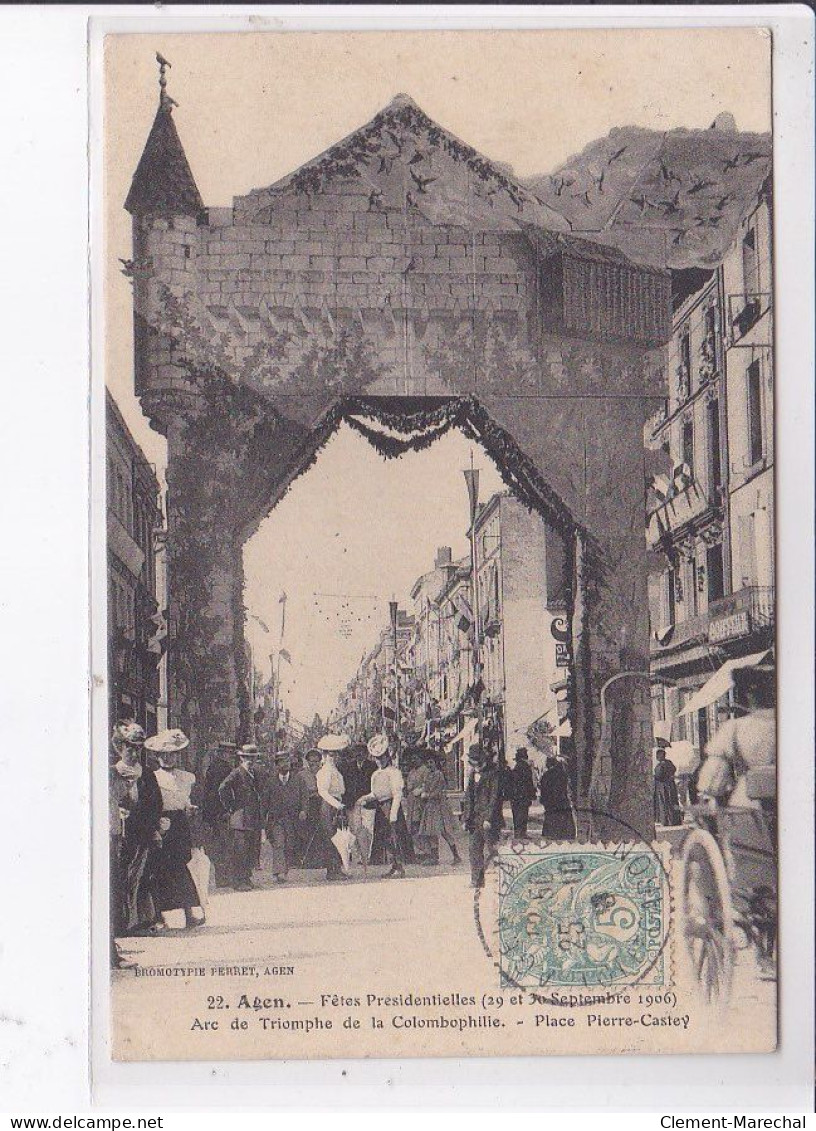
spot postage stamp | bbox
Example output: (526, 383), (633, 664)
(497, 843), (671, 990)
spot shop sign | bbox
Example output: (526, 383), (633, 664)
(550, 615), (571, 668)
(709, 609), (750, 643)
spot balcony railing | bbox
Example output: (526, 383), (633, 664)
(646, 480), (719, 546)
(708, 586), (775, 644)
(728, 292), (772, 344)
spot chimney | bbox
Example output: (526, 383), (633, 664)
(435, 546), (453, 568)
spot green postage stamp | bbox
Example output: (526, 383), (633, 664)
(497, 843), (672, 989)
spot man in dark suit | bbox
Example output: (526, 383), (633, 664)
(217, 745), (267, 890)
(201, 740), (236, 886)
(509, 747), (537, 839)
(461, 745), (502, 888)
(265, 753), (309, 883)
(342, 744), (376, 865)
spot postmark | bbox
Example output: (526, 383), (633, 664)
(496, 843), (669, 990)
(473, 810), (673, 1001)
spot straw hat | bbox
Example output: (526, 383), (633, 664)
(239, 743), (263, 758)
(143, 728), (189, 754)
(112, 722), (145, 752)
(367, 733), (390, 760)
(317, 734), (350, 753)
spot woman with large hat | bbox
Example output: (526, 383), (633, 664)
(315, 734), (349, 881)
(144, 729), (204, 929)
(362, 734), (413, 878)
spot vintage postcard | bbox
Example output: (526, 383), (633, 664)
(101, 28), (777, 1060)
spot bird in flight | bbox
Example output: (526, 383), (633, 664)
(658, 190), (682, 215)
(410, 169), (437, 194)
(687, 179), (716, 196)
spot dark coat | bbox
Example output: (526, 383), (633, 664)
(201, 756), (234, 825)
(510, 761), (536, 805)
(539, 762), (576, 840)
(218, 764), (268, 831)
(461, 766), (502, 833)
(342, 759), (376, 808)
(266, 772), (309, 831)
(654, 758), (683, 826)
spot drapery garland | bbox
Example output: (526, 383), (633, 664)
(258, 394), (604, 584)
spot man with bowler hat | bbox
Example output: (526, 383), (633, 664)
(265, 752), (309, 883)
(218, 744), (267, 891)
(509, 747), (536, 839)
(461, 745), (502, 888)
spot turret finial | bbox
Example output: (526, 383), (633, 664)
(156, 52), (177, 110)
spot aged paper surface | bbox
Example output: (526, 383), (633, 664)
(103, 28), (776, 1060)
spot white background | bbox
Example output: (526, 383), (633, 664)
(0, 4), (813, 1116)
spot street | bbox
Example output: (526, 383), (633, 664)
(112, 815), (776, 1061)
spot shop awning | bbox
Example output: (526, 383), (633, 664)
(679, 650), (771, 715)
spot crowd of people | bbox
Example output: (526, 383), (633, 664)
(110, 721), (580, 968)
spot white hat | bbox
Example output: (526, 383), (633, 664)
(144, 728), (190, 754)
(367, 733), (390, 760)
(317, 733), (349, 753)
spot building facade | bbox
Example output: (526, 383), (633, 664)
(106, 390), (165, 732)
(647, 178), (774, 752)
(472, 493), (571, 766)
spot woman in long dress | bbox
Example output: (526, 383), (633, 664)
(539, 755), (577, 841)
(113, 722), (163, 935)
(653, 749), (683, 826)
(145, 729), (204, 930)
(416, 751), (462, 865)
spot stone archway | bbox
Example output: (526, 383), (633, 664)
(125, 91), (671, 838)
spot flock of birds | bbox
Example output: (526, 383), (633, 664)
(546, 142), (768, 247)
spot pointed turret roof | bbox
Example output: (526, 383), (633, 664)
(125, 98), (204, 220)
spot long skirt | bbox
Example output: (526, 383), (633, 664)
(417, 796), (458, 840)
(152, 811), (199, 912)
(542, 808), (577, 841)
(370, 804), (415, 866)
(121, 840), (157, 931)
(295, 795), (330, 869)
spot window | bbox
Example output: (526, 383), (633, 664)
(681, 418), (694, 476)
(680, 330), (691, 378)
(664, 568), (676, 626)
(651, 684), (665, 724)
(687, 558), (699, 616)
(704, 304), (717, 343)
(707, 398), (722, 492)
(742, 227), (759, 296)
(677, 328), (691, 401)
(706, 543), (725, 603)
(747, 359), (763, 465)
